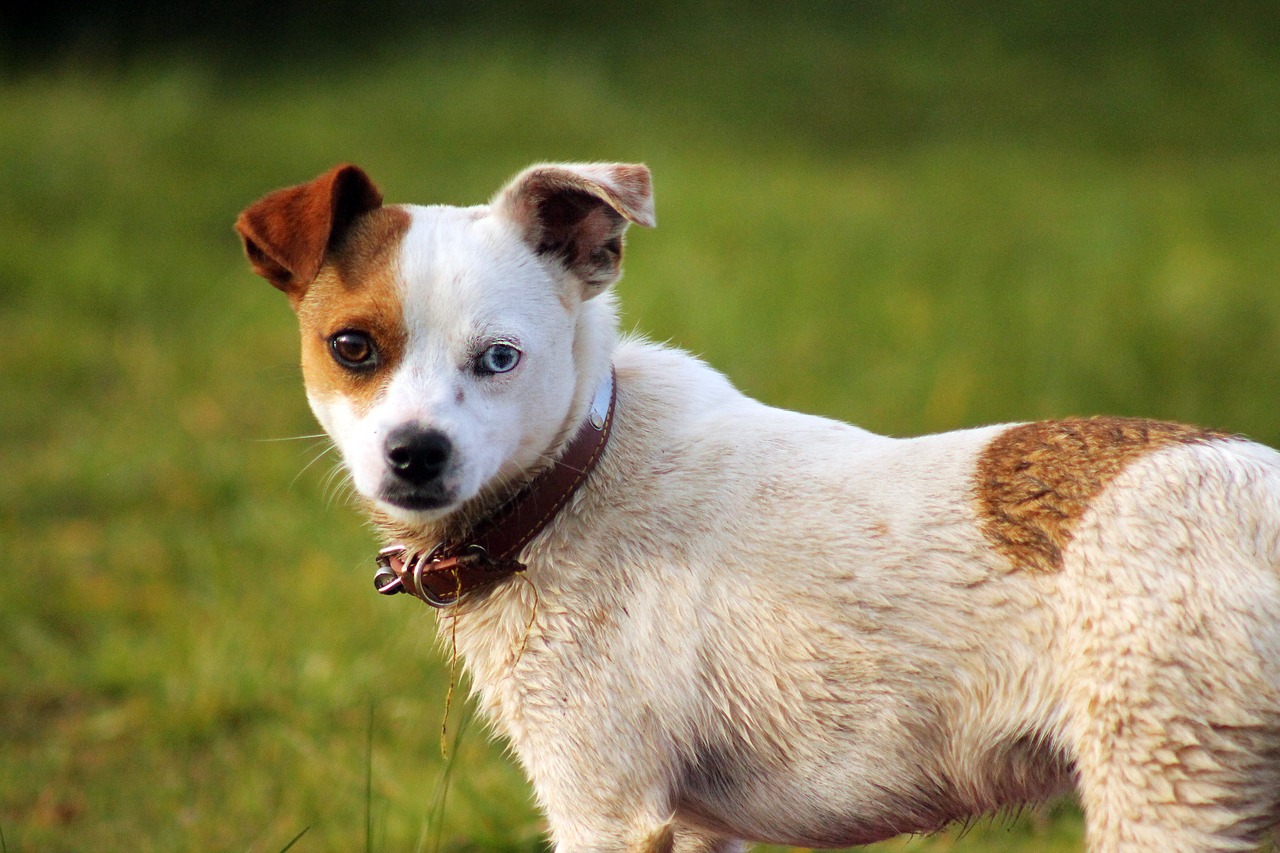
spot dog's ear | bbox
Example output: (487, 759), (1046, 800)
(495, 163), (655, 292)
(235, 164), (383, 302)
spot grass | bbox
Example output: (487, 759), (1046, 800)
(1, 6), (1278, 850)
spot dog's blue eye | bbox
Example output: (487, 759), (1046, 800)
(329, 330), (378, 370)
(476, 342), (521, 375)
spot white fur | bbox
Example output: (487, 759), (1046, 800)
(307, 165), (1280, 852)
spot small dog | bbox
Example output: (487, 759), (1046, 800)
(237, 163), (1280, 852)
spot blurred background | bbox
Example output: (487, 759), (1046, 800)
(2, 2), (1278, 850)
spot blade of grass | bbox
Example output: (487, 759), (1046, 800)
(413, 703), (476, 853)
(278, 827), (310, 853)
(366, 702), (376, 853)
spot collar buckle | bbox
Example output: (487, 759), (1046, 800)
(374, 542), (525, 608)
(374, 544), (408, 595)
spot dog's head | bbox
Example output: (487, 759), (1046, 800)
(236, 163), (654, 526)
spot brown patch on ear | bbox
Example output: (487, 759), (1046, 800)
(497, 163), (655, 291)
(235, 164), (383, 302)
(975, 417), (1230, 572)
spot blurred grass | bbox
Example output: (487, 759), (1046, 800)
(2, 5), (1279, 850)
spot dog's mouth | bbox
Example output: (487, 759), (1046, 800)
(378, 479), (457, 514)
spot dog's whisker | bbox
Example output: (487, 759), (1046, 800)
(321, 463), (355, 508)
(290, 441), (339, 490)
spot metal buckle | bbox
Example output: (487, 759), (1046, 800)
(374, 542), (466, 607)
(374, 542), (447, 600)
(374, 544), (407, 595)
(374, 542), (508, 608)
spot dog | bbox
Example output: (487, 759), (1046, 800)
(237, 163), (1280, 852)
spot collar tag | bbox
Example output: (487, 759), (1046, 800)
(588, 370), (612, 430)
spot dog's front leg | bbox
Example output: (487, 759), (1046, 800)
(549, 819), (675, 853)
(671, 825), (745, 853)
(550, 820), (744, 852)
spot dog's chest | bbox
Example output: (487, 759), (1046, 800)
(444, 579), (617, 742)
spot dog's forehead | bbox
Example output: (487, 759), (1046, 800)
(400, 204), (515, 281)
(399, 203), (496, 261)
(396, 203), (554, 326)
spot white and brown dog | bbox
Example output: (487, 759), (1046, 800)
(237, 163), (1280, 852)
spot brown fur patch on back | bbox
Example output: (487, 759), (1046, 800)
(975, 417), (1228, 572)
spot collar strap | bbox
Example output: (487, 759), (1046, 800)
(373, 368), (616, 608)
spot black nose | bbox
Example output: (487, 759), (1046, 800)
(384, 426), (452, 485)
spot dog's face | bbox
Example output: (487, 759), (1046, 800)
(236, 163), (653, 524)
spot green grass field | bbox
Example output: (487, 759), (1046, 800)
(2, 6), (1278, 851)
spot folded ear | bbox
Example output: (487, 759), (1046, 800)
(495, 163), (654, 292)
(235, 164), (383, 301)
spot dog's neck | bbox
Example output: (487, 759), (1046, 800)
(370, 368), (617, 606)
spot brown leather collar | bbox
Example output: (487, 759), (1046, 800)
(373, 369), (616, 608)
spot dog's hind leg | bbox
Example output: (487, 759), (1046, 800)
(1065, 602), (1280, 853)
(1072, 715), (1280, 852)
(580, 821), (740, 853)
(1060, 444), (1280, 851)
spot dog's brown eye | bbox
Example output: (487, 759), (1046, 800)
(329, 331), (378, 370)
